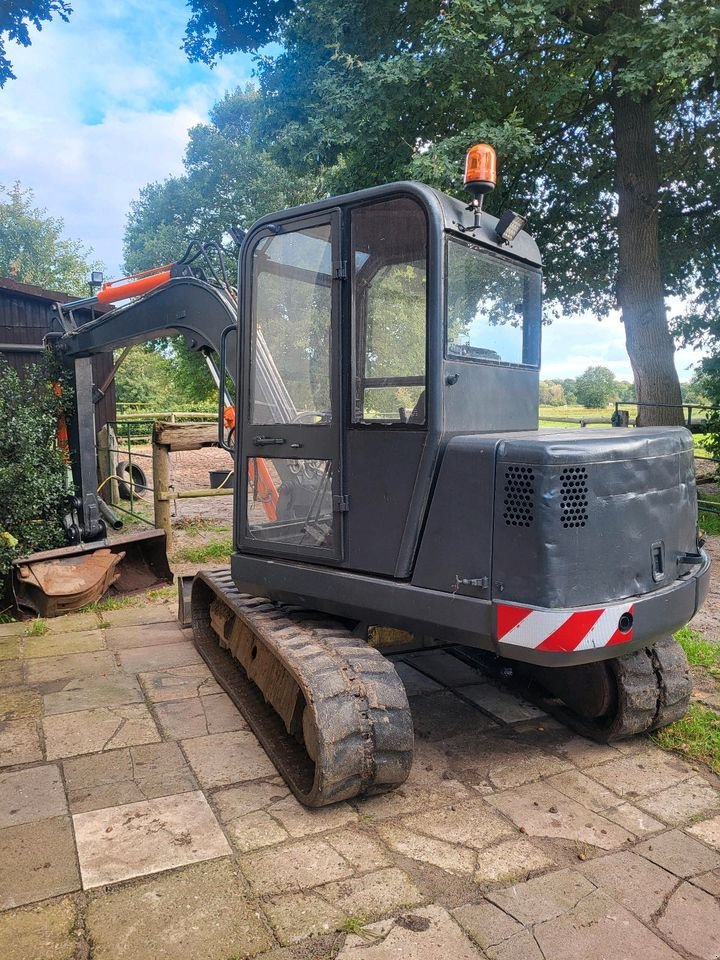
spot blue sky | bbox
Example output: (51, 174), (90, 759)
(0, 0), (702, 380)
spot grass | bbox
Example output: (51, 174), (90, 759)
(675, 626), (720, 676)
(172, 539), (233, 565)
(146, 585), (176, 602)
(77, 594), (142, 615)
(653, 703), (720, 775)
(338, 916), (382, 941)
(26, 618), (48, 637)
(697, 492), (720, 536)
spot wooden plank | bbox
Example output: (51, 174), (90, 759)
(153, 420), (219, 451)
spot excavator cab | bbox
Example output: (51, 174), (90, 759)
(233, 183), (542, 580)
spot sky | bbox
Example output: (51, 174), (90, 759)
(0, 0), (703, 381)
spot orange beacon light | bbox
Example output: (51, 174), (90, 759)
(464, 143), (497, 197)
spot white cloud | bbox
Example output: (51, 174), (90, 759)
(541, 310), (702, 382)
(0, 0), (254, 274)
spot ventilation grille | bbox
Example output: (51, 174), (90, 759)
(503, 465), (535, 527)
(560, 466), (589, 528)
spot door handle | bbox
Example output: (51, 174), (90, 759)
(253, 436), (286, 446)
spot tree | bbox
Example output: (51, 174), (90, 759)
(0, 182), (101, 295)
(575, 365), (617, 408)
(539, 381), (566, 406)
(123, 87), (318, 402)
(0, 356), (70, 601)
(1, 1), (72, 86)
(184, 0), (720, 427)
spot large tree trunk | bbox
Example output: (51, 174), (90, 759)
(611, 88), (684, 427)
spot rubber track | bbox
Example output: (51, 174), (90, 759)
(191, 569), (414, 807)
(457, 635), (692, 742)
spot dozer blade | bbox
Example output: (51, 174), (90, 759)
(12, 530), (173, 617)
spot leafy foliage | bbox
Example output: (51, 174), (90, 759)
(0, 0), (71, 86)
(180, 0), (720, 422)
(123, 87), (320, 402)
(183, 0), (295, 60)
(0, 356), (71, 601)
(574, 366), (618, 408)
(0, 182), (101, 295)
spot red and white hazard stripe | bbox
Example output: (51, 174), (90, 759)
(497, 602), (634, 653)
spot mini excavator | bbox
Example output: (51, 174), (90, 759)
(39, 145), (709, 805)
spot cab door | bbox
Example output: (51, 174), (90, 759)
(237, 211), (344, 563)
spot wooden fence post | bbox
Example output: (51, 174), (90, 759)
(152, 422), (173, 553)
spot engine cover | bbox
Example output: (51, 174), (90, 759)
(492, 427), (697, 608)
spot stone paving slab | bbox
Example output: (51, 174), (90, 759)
(452, 899), (523, 952)
(0, 816), (80, 909)
(656, 880), (720, 959)
(63, 741), (198, 813)
(473, 837), (555, 885)
(393, 661), (443, 696)
(182, 729), (278, 787)
(402, 651), (487, 688)
(0, 896), (77, 960)
(117, 641), (202, 674)
(139, 663), (221, 702)
(638, 775), (720, 826)
(319, 866), (425, 922)
(399, 798), (514, 851)
(73, 790), (231, 888)
(461, 683), (546, 724)
(153, 691), (246, 739)
(585, 750), (696, 798)
(0, 621), (27, 639)
(444, 736), (574, 791)
(86, 858), (272, 960)
(336, 904), (483, 960)
(42, 673), (144, 715)
(27, 650), (118, 685)
(534, 889), (684, 960)
(577, 850), (679, 922)
(379, 822), (477, 876)
(100, 604), (177, 627)
(0, 687), (42, 720)
(687, 811), (720, 848)
(636, 828), (720, 877)
(488, 868), (596, 925)
(106, 620), (187, 650)
(487, 780), (635, 849)
(410, 691), (498, 741)
(241, 836), (354, 895)
(262, 889), (346, 946)
(23, 629), (106, 659)
(0, 660), (23, 688)
(41, 611), (101, 634)
(0, 637), (20, 660)
(0, 764), (67, 827)
(44, 702), (160, 759)
(0, 717), (42, 766)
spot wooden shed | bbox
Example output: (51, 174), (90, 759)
(0, 277), (116, 430)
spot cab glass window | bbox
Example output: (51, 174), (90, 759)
(351, 198), (428, 424)
(250, 223), (333, 425)
(446, 238), (541, 367)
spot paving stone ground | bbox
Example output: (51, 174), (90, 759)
(1, 598), (719, 959)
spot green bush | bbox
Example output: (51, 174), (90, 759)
(0, 356), (72, 603)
